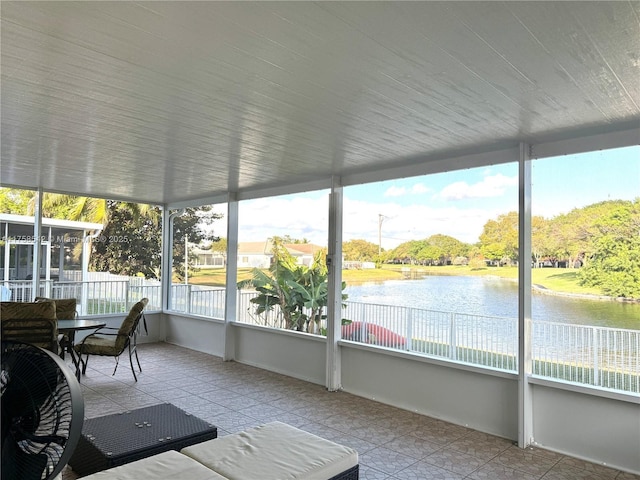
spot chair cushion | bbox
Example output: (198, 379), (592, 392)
(118, 299), (148, 337)
(75, 298), (148, 357)
(1, 301), (59, 353)
(181, 422), (358, 480)
(76, 450), (228, 480)
(35, 297), (77, 320)
(74, 334), (119, 356)
(114, 298), (148, 352)
(1, 300), (56, 320)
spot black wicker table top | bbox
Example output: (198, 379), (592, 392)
(80, 403), (217, 457)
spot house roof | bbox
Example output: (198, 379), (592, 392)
(236, 241), (324, 256)
(285, 244), (325, 256)
(0, 214), (103, 232)
(1, 2), (638, 206)
(237, 242), (269, 255)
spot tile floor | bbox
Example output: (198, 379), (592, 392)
(62, 342), (638, 480)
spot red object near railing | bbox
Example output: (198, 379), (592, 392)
(342, 321), (406, 348)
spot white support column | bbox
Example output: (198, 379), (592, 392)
(44, 226), (52, 297)
(81, 230), (100, 316)
(326, 177), (343, 391)
(3, 221), (10, 283)
(58, 236), (65, 281)
(31, 188), (43, 300)
(161, 207), (174, 312)
(223, 195), (239, 362)
(45, 227), (52, 281)
(518, 142), (533, 447)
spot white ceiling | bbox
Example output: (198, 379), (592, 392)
(1, 1), (639, 206)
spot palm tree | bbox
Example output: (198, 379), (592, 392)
(28, 193), (155, 226)
(26, 192), (156, 264)
(238, 238), (347, 333)
(27, 193), (108, 224)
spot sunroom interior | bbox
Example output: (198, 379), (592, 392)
(1, 1), (639, 477)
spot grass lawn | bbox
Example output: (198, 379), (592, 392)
(188, 266), (404, 287)
(188, 268), (254, 286)
(380, 264), (604, 296)
(187, 264), (604, 297)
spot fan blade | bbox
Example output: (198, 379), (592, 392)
(1, 342), (84, 480)
(2, 434), (49, 480)
(17, 430), (67, 446)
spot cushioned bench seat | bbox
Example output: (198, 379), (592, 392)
(181, 421), (358, 480)
(77, 450), (227, 480)
(76, 422), (359, 480)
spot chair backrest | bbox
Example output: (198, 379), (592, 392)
(35, 297), (78, 320)
(115, 298), (148, 352)
(1, 301), (59, 353)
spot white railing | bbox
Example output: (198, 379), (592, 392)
(170, 284), (225, 318)
(237, 293), (638, 393)
(4, 279), (222, 318)
(4, 281), (637, 393)
(3, 280), (161, 315)
(237, 291), (290, 329)
(533, 321), (640, 393)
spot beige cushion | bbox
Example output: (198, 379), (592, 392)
(1, 300), (59, 353)
(76, 450), (228, 480)
(35, 297), (77, 320)
(181, 422), (358, 480)
(74, 298), (148, 356)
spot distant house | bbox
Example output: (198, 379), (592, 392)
(283, 243), (325, 267)
(0, 213), (103, 282)
(194, 240), (327, 269)
(237, 241), (272, 269)
(192, 246), (225, 268)
(239, 241), (325, 269)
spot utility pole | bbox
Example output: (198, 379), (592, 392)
(184, 234), (189, 285)
(378, 214), (385, 256)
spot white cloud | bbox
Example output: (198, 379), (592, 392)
(384, 183), (430, 197)
(237, 195), (329, 245)
(383, 186), (406, 197)
(411, 183), (430, 194)
(342, 198), (499, 247)
(204, 191), (502, 250)
(439, 173), (517, 200)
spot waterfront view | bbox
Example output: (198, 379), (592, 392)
(4, 272), (637, 393)
(345, 275), (640, 331)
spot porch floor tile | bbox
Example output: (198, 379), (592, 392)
(61, 342), (639, 480)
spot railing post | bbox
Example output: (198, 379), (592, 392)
(125, 280), (130, 310)
(186, 284), (192, 314)
(449, 312), (457, 360)
(592, 327), (600, 387)
(405, 308), (413, 351)
(80, 281), (88, 316)
(360, 319), (367, 344)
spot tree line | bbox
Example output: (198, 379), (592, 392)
(343, 199), (639, 298)
(2, 189), (637, 298)
(0, 189), (219, 281)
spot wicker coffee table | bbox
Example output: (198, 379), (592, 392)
(69, 403), (217, 476)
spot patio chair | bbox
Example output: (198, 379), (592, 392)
(75, 298), (148, 381)
(35, 297), (78, 320)
(36, 297), (78, 358)
(0, 300), (60, 354)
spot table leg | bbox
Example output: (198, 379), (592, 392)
(65, 331), (83, 381)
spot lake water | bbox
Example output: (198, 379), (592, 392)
(345, 275), (640, 331)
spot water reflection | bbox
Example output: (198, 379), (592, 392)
(345, 276), (640, 330)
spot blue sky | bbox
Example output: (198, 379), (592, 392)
(225, 146), (639, 248)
